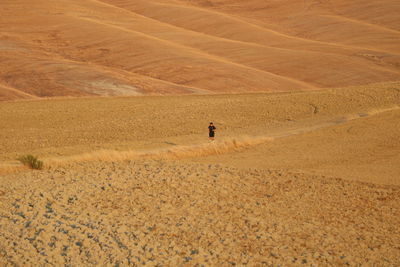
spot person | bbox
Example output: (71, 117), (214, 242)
(208, 122), (216, 141)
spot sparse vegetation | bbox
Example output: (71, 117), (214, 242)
(18, 155), (43, 170)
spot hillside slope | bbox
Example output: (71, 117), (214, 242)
(0, 0), (399, 99)
(0, 82), (399, 265)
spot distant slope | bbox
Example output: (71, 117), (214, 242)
(0, 83), (37, 101)
(174, 0), (400, 51)
(0, 0), (399, 100)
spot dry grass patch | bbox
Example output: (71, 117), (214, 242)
(18, 155), (43, 170)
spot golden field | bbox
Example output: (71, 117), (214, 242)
(1, 83), (399, 265)
(1, 0), (400, 265)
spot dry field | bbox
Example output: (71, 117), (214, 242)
(1, 0), (400, 100)
(1, 0), (400, 265)
(1, 83), (399, 265)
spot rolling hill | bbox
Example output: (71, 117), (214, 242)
(0, 0), (399, 100)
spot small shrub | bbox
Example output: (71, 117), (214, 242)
(18, 155), (43, 170)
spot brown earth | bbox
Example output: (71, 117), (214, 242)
(1, 0), (400, 100)
(0, 83), (399, 265)
(1, 1), (399, 265)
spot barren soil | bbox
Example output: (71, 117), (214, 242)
(1, 0), (400, 100)
(0, 83), (399, 265)
(1, 1), (400, 265)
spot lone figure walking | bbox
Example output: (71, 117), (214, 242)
(208, 122), (216, 141)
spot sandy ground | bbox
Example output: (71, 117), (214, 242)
(0, 83), (399, 265)
(1, 0), (400, 100)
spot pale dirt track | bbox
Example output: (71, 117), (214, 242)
(1, 82), (399, 164)
(189, 106), (400, 186)
(0, 83), (400, 265)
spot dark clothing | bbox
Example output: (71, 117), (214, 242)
(208, 125), (216, 137)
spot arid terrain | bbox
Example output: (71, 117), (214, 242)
(1, 83), (400, 265)
(1, 0), (400, 266)
(1, 0), (400, 100)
